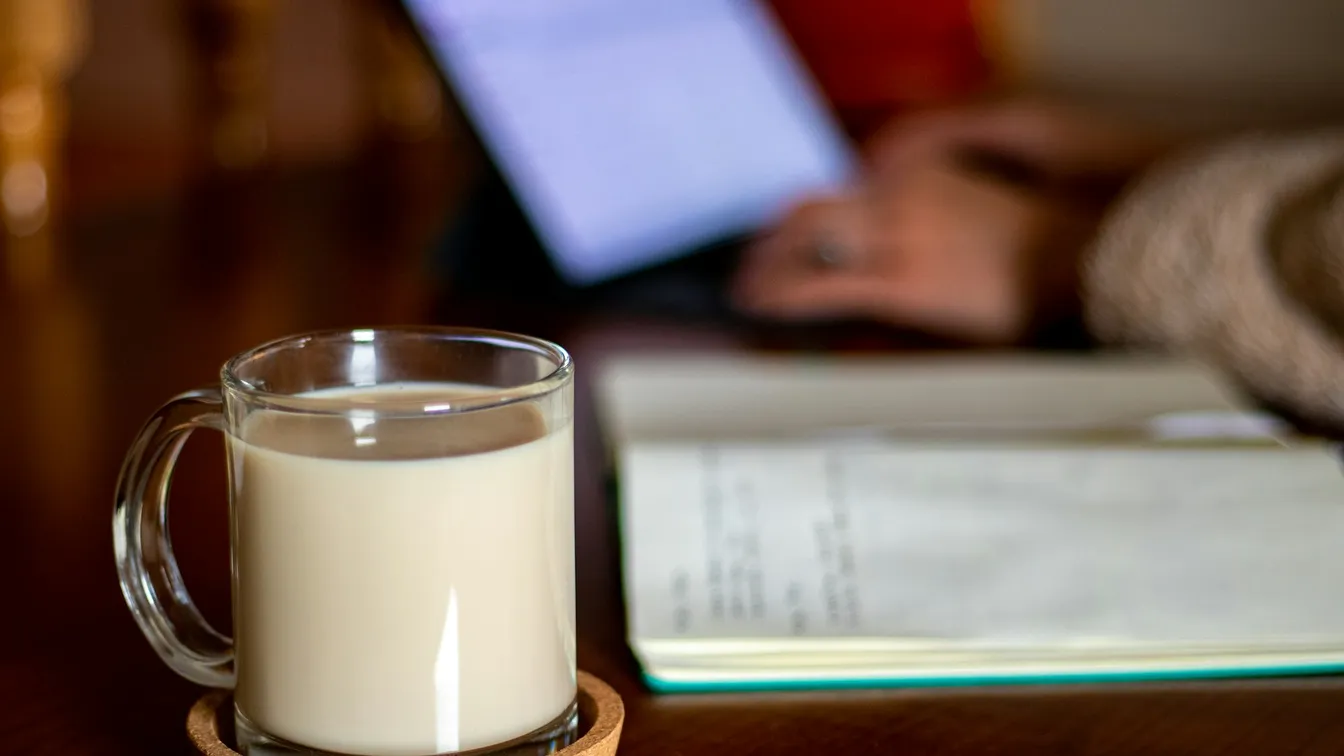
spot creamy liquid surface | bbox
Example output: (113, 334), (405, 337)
(229, 383), (575, 755)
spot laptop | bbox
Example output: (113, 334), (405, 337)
(394, 0), (857, 318)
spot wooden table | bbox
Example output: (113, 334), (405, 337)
(4, 157), (1344, 756)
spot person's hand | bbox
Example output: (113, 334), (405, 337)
(732, 161), (1100, 344)
(733, 98), (1174, 343)
(863, 98), (1175, 185)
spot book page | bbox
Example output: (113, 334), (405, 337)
(621, 441), (1344, 650)
(597, 354), (1243, 443)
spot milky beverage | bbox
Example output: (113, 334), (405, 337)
(228, 383), (575, 756)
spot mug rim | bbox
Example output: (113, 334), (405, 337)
(220, 326), (573, 417)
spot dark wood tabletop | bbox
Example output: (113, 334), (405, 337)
(4, 150), (1344, 756)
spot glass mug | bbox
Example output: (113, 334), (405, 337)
(113, 328), (577, 756)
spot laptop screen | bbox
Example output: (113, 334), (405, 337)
(402, 0), (856, 285)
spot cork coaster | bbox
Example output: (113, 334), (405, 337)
(188, 670), (624, 756)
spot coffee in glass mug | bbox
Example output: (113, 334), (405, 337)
(114, 328), (576, 756)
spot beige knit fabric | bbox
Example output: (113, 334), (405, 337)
(1084, 132), (1344, 427)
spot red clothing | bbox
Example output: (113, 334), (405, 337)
(767, 0), (989, 133)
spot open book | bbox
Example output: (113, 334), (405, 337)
(596, 353), (1344, 691)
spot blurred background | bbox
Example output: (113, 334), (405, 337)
(0, 2), (1336, 229)
(0, 0), (1338, 340)
(4, 0), (1342, 246)
(0, 0), (1338, 336)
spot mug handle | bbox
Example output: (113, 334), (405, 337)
(113, 388), (234, 688)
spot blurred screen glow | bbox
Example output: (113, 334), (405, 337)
(404, 0), (856, 284)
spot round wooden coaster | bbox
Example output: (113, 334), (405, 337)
(188, 670), (624, 756)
